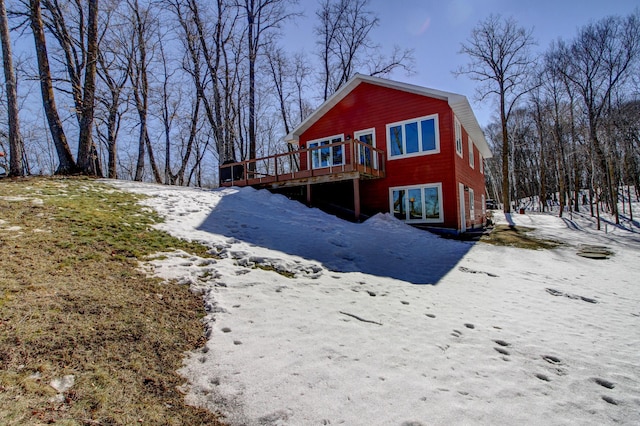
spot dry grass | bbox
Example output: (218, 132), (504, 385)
(481, 224), (562, 250)
(0, 177), (224, 425)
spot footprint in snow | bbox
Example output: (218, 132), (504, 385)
(494, 347), (510, 356)
(535, 373), (551, 382)
(542, 355), (561, 365)
(593, 378), (615, 389)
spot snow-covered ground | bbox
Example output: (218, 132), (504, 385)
(107, 180), (640, 426)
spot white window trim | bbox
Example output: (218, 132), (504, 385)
(469, 188), (475, 220)
(389, 182), (444, 224)
(455, 117), (463, 158)
(386, 114), (440, 160)
(307, 133), (344, 169)
(468, 137), (475, 168)
(481, 194), (486, 215)
(480, 153), (484, 174)
(354, 128), (378, 169)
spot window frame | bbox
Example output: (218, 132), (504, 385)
(479, 153), (484, 174)
(307, 134), (344, 169)
(354, 128), (377, 169)
(455, 117), (463, 158)
(389, 182), (444, 224)
(386, 114), (440, 160)
(469, 188), (475, 220)
(468, 137), (475, 168)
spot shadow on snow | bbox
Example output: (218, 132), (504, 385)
(197, 188), (474, 285)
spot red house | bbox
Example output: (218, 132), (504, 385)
(220, 74), (492, 234)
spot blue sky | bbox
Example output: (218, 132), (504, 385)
(282, 0), (639, 127)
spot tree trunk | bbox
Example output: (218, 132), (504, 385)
(76, 0), (101, 176)
(29, 0), (76, 174)
(247, 1), (256, 172)
(0, 0), (24, 176)
(500, 90), (511, 213)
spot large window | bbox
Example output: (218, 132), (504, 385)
(469, 188), (475, 220)
(354, 128), (377, 169)
(386, 114), (439, 159)
(469, 137), (475, 168)
(455, 117), (463, 157)
(390, 183), (443, 223)
(308, 135), (344, 169)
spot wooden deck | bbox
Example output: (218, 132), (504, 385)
(219, 139), (386, 189)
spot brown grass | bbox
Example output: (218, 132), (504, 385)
(0, 177), (224, 425)
(481, 224), (562, 250)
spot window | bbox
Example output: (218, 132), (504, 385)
(386, 114), (439, 159)
(469, 188), (475, 220)
(390, 183), (443, 223)
(354, 128), (377, 169)
(481, 194), (486, 215)
(468, 137), (475, 168)
(455, 117), (462, 157)
(308, 135), (343, 169)
(479, 153), (484, 174)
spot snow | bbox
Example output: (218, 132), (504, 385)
(106, 180), (640, 425)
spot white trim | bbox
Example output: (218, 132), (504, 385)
(455, 117), (463, 158)
(469, 137), (475, 168)
(386, 114), (440, 160)
(354, 128), (377, 168)
(459, 183), (466, 232)
(307, 133), (344, 169)
(469, 188), (475, 223)
(389, 182), (444, 224)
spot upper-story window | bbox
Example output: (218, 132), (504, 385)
(455, 117), (463, 157)
(308, 134), (344, 169)
(468, 137), (475, 168)
(479, 153), (484, 174)
(386, 114), (439, 159)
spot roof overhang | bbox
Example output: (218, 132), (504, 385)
(285, 73), (492, 159)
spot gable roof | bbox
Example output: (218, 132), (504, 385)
(285, 73), (492, 158)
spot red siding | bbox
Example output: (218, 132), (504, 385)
(298, 82), (485, 231)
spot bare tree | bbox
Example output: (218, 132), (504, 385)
(76, 0), (100, 175)
(127, 0), (161, 182)
(315, 0), (413, 100)
(40, 0), (103, 176)
(95, 2), (131, 179)
(458, 14), (536, 214)
(549, 13), (640, 226)
(0, 0), (25, 176)
(28, 0), (76, 174)
(235, 0), (299, 171)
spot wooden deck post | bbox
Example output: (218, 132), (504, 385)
(353, 178), (360, 221)
(306, 183), (312, 205)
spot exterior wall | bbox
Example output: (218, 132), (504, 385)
(454, 124), (487, 229)
(298, 82), (484, 232)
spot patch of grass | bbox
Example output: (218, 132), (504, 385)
(481, 224), (562, 250)
(0, 177), (223, 425)
(255, 263), (296, 278)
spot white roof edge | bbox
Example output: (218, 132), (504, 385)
(285, 73), (492, 159)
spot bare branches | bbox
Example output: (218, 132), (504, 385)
(458, 14), (537, 213)
(315, 0), (413, 100)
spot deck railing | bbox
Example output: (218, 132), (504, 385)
(219, 139), (386, 187)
